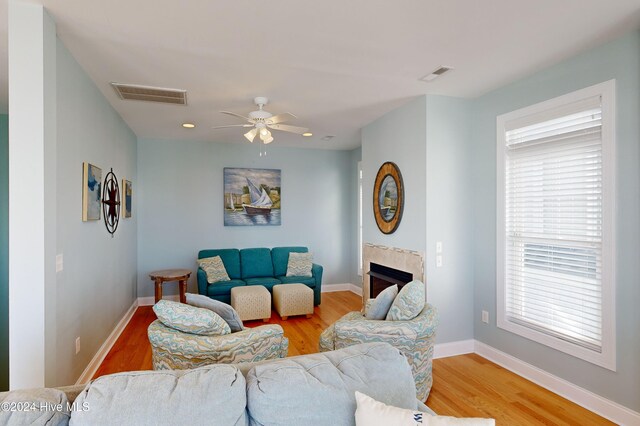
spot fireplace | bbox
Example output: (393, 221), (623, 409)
(368, 263), (413, 298)
(362, 243), (425, 302)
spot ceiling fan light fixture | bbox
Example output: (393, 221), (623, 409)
(244, 128), (258, 142)
(263, 135), (274, 144)
(260, 129), (272, 142)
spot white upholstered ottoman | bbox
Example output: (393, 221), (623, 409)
(230, 285), (271, 322)
(273, 284), (314, 320)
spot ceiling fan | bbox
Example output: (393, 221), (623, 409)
(212, 97), (309, 144)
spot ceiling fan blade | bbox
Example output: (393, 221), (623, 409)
(266, 112), (297, 125)
(220, 111), (251, 121)
(211, 124), (254, 129)
(268, 123), (309, 134)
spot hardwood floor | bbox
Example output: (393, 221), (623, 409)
(94, 291), (612, 425)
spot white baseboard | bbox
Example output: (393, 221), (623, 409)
(75, 300), (139, 385)
(322, 283), (362, 296)
(137, 295), (179, 306)
(474, 340), (640, 425)
(434, 339), (475, 359)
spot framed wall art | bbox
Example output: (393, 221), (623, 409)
(122, 179), (132, 218)
(82, 162), (102, 221)
(224, 167), (281, 226)
(373, 161), (404, 234)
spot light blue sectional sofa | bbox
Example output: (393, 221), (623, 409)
(0, 342), (436, 426)
(197, 246), (323, 305)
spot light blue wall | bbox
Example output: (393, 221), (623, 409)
(349, 146), (362, 287)
(54, 39), (138, 386)
(425, 95), (474, 343)
(137, 139), (354, 298)
(0, 114), (8, 390)
(471, 31), (640, 410)
(362, 97), (427, 254)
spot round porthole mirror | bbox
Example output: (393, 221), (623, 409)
(373, 162), (404, 234)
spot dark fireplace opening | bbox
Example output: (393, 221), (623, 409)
(367, 263), (413, 298)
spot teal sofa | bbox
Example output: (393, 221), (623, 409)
(197, 246), (323, 305)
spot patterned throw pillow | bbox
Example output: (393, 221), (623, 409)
(197, 255), (231, 284)
(153, 300), (231, 336)
(385, 280), (425, 321)
(286, 252), (313, 277)
(365, 284), (398, 320)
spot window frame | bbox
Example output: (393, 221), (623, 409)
(496, 80), (616, 371)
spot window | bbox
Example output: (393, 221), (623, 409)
(496, 80), (616, 370)
(358, 161), (363, 276)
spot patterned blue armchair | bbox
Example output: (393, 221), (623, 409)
(148, 300), (288, 370)
(319, 303), (438, 401)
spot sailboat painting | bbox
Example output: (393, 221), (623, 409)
(224, 168), (281, 226)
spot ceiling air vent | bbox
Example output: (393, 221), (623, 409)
(110, 83), (187, 105)
(419, 66), (453, 82)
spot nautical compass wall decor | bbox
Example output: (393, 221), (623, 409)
(102, 168), (121, 236)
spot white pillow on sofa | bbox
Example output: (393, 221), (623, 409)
(354, 391), (495, 426)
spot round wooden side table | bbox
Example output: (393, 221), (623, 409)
(149, 269), (191, 304)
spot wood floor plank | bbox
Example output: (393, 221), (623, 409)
(94, 291), (612, 425)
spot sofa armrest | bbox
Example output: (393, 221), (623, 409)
(312, 263), (323, 305)
(333, 304), (438, 347)
(149, 320), (288, 370)
(196, 267), (208, 295)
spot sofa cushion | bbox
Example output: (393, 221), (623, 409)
(240, 248), (274, 279)
(153, 300), (231, 336)
(246, 342), (417, 426)
(386, 280), (426, 321)
(271, 246), (308, 277)
(186, 293), (244, 332)
(70, 365), (247, 426)
(276, 276), (316, 287)
(207, 279), (246, 297)
(199, 249), (241, 280)
(0, 388), (70, 426)
(197, 255), (231, 283)
(355, 391), (495, 426)
(286, 252), (313, 277)
(244, 277), (281, 290)
(366, 284), (398, 320)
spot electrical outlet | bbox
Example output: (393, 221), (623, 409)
(75, 337), (80, 354)
(55, 254), (63, 272)
(482, 310), (489, 324)
(436, 255), (443, 268)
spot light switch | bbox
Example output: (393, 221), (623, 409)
(55, 254), (63, 272)
(436, 255), (443, 268)
(436, 242), (443, 254)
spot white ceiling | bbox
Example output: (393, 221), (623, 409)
(1, 0), (639, 149)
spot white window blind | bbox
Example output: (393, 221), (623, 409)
(497, 80), (615, 370)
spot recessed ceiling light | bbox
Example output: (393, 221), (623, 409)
(182, 123), (195, 128)
(302, 132), (313, 137)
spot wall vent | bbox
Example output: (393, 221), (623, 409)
(110, 83), (187, 105)
(419, 66), (453, 82)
